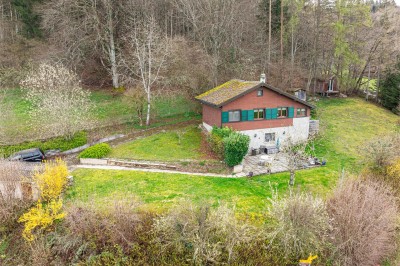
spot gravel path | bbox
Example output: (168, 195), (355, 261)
(71, 164), (244, 178)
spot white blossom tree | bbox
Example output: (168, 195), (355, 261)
(20, 63), (96, 139)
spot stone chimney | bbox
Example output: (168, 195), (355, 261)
(260, 73), (266, 83)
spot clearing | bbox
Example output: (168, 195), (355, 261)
(68, 98), (399, 214)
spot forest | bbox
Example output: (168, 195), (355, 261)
(1, 1), (400, 265)
(0, 0), (399, 105)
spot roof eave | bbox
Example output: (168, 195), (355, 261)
(195, 98), (220, 108)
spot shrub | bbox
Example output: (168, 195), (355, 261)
(223, 132), (250, 167)
(34, 159), (68, 202)
(327, 178), (398, 265)
(207, 127), (235, 159)
(51, 199), (153, 264)
(18, 199), (65, 241)
(0, 159), (32, 233)
(362, 134), (400, 171)
(211, 126), (234, 139)
(79, 143), (111, 159)
(267, 191), (330, 264)
(154, 201), (256, 264)
(207, 133), (224, 158)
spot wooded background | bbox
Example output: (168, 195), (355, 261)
(1, 0), (400, 97)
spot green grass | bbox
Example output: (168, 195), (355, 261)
(69, 97), (399, 214)
(67, 167), (332, 216)
(109, 126), (204, 161)
(1, 88), (198, 151)
(313, 98), (399, 172)
(90, 90), (198, 123)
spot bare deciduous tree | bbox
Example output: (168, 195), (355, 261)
(123, 86), (146, 126)
(281, 138), (309, 186)
(40, 0), (124, 88)
(20, 63), (96, 139)
(121, 16), (169, 126)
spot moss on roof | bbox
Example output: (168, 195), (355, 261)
(195, 79), (259, 106)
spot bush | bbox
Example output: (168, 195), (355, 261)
(79, 143), (111, 159)
(267, 191), (330, 264)
(154, 201), (256, 264)
(34, 159), (68, 202)
(51, 199), (153, 265)
(327, 178), (398, 265)
(211, 126), (234, 139)
(207, 127), (235, 159)
(362, 133), (400, 171)
(18, 199), (65, 241)
(223, 132), (250, 167)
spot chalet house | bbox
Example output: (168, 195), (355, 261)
(195, 75), (315, 150)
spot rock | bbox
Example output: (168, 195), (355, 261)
(233, 164), (243, 174)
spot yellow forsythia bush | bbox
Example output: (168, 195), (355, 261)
(387, 159), (400, 178)
(34, 159), (68, 201)
(18, 199), (65, 241)
(19, 159), (69, 241)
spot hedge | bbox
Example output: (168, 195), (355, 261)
(223, 132), (250, 167)
(0, 131), (87, 157)
(208, 127), (250, 167)
(79, 143), (111, 159)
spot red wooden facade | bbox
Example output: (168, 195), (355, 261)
(201, 85), (311, 131)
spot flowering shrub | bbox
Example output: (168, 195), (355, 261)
(18, 199), (65, 241)
(19, 159), (68, 241)
(34, 159), (68, 201)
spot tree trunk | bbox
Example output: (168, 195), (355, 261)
(107, 4), (119, 88)
(289, 171), (295, 186)
(280, 0), (284, 65)
(146, 93), (151, 126)
(268, 0), (272, 70)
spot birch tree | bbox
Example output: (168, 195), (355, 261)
(122, 17), (169, 126)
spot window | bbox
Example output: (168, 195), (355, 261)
(277, 107), (288, 118)
(297, 108), (306, 117)
(257, 89), (263, 97)
(228, 110), (241, 122)
(265, 133), (275, 142)
(254, 109), (264, 119)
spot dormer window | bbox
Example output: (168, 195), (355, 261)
(257, 89), (263, 97)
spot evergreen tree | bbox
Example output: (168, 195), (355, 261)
(380, 63), (400, 114)
(12, 0), (42, 38)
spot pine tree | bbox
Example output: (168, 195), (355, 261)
(380, 63), (400, 114)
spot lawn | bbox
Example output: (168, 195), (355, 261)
(67, 167), (332, 217)
(69, 97), (399, 215)
(109, 126), (205, 161)
(2, 88), (197, 127)
(0, 88), (198, 149)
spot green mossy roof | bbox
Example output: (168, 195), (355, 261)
(195, 79), (259, 106)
